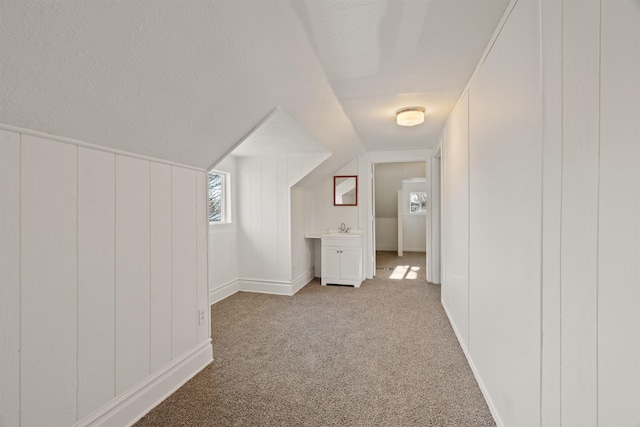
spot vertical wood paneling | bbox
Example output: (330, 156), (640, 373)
(278, 157), (290, 279)
(561, 1), (600, 424)
(442, 94), (469, 349)
(209, 226), (221, 288)
(0, 130), (21, 427)
(21, 135), (77, 426)
(150, 162), (172, 372)
(237, 159), (252, 278)
(77, 147), (115, 418)
(261, 159), (278, 280)
(598, 1), (640, 424)
(196, 171), (209, 342)
(115, 155), (150, 395)
(467, 1), (542, 425)
(171, 166), (197, 357)
(249, 158), (263, 278)
(540, 0), (563, 424)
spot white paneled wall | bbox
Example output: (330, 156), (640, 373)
(0, 130), (20, 427)
(171, 166), (198, 358)
(440, 0), (640, 425)
(115, 155), (151, 395)
(236, 153), (325, 289)
(149, 162), (173, 373)
(0, 127), (212, 426)
(209, 157), (239, 303)
(442, 93), (469, 349)
(77, 147), (115, 418)
(291, 188), (315, 282)
(598, 1), (640, 424)
(468, 1), (542, 424)
(561, 2), (600, 422)
(21, 135), (78, 426)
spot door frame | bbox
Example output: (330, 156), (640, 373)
(358, 148), (433, 280)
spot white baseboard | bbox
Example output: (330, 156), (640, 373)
(238, 278), (293, 295)
(237, 269), (315, 297)
(209, 270), (315, 305)
(76, 341), (213, 427)
(403, 248), (427, 253)
(209, 280), (240, 305)
(291, 268), (315, 295)
(441, 300), (503, 427)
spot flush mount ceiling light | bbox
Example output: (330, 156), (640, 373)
(396, 106), (425, 127)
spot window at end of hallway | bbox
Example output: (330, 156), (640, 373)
(409, 192), (427, 214)
(208, 171), (229, 223)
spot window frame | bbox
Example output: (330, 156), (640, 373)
(208, 170), (230, 224)
(408, 191), (428, 215)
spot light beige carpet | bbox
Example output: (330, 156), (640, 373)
(136, 251), (494, 426)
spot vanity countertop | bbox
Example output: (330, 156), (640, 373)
(304, 229), (363, 239)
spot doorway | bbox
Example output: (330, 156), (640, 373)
(372, 162), (428, 279)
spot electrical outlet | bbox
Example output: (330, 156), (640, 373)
(198, 309), (206, 325)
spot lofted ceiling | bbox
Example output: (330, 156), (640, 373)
(0, 0), (508, 188)
(294, 0), (510, 150)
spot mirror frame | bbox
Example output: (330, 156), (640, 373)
(333, 175), (358, 206)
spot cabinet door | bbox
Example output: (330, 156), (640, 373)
(340, 246), (361, 281)
(322, 245), (341, 281)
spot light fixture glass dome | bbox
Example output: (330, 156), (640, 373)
(396, 107), (425, 126)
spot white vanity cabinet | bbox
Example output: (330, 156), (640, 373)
(321, 234), (363, 287)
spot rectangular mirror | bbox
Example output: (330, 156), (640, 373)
(334, 175), (358, 206)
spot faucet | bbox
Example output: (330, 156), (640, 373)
(339, 223), (351, 233)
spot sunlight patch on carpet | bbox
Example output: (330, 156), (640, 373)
(388, 265), (421, 280)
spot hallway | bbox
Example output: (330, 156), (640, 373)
(137, 252), (493, 426)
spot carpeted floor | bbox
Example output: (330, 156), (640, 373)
(136, 251), (494, 426)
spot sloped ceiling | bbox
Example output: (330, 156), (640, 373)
(294, 0), (510, 150)
(0, 0), (508, 188)
(226, 108), (330, 158)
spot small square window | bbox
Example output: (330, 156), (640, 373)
(409, 192), (427, 214)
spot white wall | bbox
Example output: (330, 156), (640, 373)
(313, 159), (360, 233)
(0, 126), (212, 427)
(440, 0), (640, 425)
(442, 93), (470, 348)
(232, 153), (324, 294)
(208, 156), (239, 303)
(291, 188), (315, 282)
(400, 180), (427, 252)
(468, 1), (542, 423)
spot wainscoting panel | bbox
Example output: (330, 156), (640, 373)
(0, 129), (21, 427)
(171, 166), (198, 358)
(261, 159), (279, 280)
(77, 147), (116, 419)
(21, 135), (78, 426)
(115, 155), (151, 395)
(150, 162), (173, 373)
(196, 171), (210, 343)
(0, 124), (212, 426)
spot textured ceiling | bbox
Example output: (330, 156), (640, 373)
(0, 0), (508, 188)
(295, 0), (510, 150)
